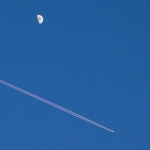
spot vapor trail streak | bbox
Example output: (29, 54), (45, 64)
(0, 80), (114, 132)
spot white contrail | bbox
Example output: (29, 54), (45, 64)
(0, 79), (114, 132)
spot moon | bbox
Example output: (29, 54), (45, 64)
(37, 15), (43, 24)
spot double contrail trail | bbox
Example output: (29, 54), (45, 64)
(0, 79), (114, 132)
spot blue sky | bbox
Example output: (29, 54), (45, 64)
(0, 0), (150, 149)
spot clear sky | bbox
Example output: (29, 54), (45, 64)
(0, 0), (150, 149)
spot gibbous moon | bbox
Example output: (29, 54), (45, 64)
(37, 15), (43, 24)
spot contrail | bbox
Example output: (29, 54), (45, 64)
(0, 79), (114, 132)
